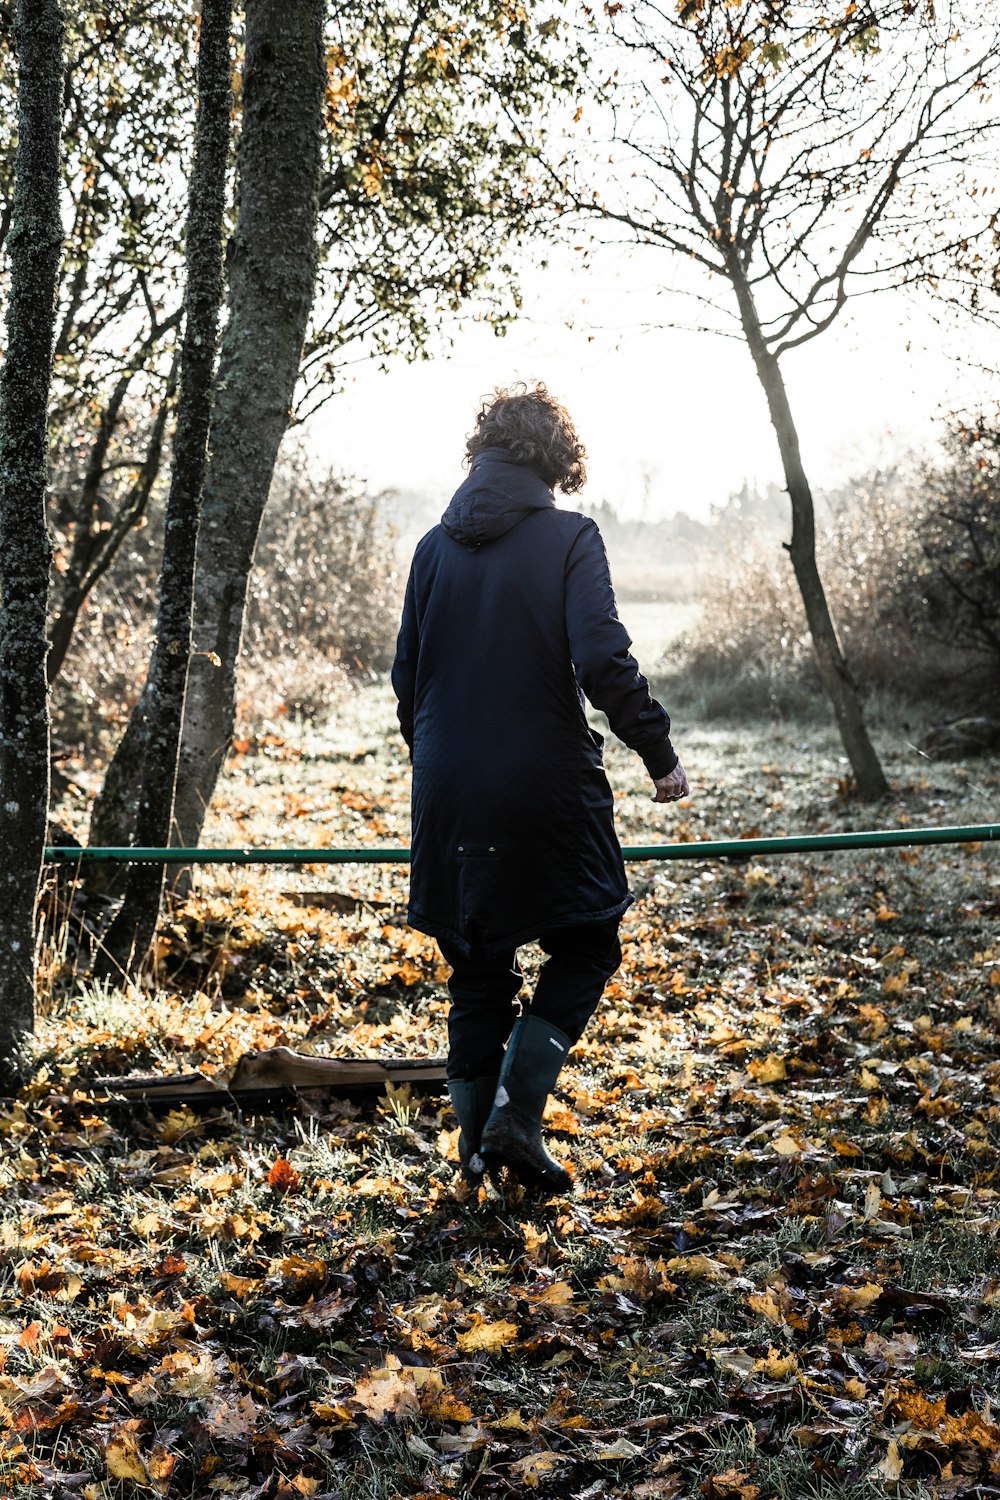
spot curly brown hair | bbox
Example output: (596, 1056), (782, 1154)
(465, 382), (587, 494)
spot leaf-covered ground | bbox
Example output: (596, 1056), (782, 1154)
(5, 690), (1000, 1499)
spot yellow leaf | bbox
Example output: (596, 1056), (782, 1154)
(491, 1408), (531, 1431)
(204, 1394), (258, 1441)
(634, 1480), (685, 1499)
(542, 1101), (580, 1134)
(196, 1169), (240, 1196)
(857, 1003), (889, 1036)
(157, 1107), (199, 1143)
(834, 1282), (883, 1312)
(770, 1131), (803, 1155)
(747, 1291), (784, 1326)
(456, 1318), (519, 1353)
(156, 1351), (217, 1399)
(876, 1437), (903, 1482)
(146, 1446), (176, 1484)
(664, 1253), (727, 1281)
(105, 1426), (151, 1485)
(520, 1221), (549, 1261)
(752, 1347), (798, 1380)
(131, 1211), (163, 1239)
(5, 1364), (72, 1403)
(310, 1400), (356, 1428)
(704, 1468), (760, 1500)
(351, 1360), (420, 1424)
(747, 1053), (786, 1084)
(530, 1281), (576, 1305)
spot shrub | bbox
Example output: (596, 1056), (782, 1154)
(907, 420), (1000, 696)
(244, 453), (402, 714)
(50, 447), (401, 754)
(656, 427), (996, 720)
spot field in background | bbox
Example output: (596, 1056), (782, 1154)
(11, 686), (1000, 1499)
(616, 600), (700, 676)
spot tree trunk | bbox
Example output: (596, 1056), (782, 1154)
(0, 0), (65, 1079)
(173, 0), (326, 851)
(93, 0), (232, 982)
(85, 702), (146, 899)
(89, 0), (326, 861)
(727, 260), (889, 800)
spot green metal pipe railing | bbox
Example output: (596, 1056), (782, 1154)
(44, 822), (1000, 866)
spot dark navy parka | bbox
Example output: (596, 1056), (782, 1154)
(391, 448), (678, 958)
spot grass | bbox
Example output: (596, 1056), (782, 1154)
(3, 684), (999, 1498)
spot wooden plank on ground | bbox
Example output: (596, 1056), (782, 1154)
(88, 1046), (447, 1113)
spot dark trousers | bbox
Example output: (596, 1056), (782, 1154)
(439, 918), (622, 1080)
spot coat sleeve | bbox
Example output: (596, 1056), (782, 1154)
(564, 519), (678, 780)
(391, 565), (418, 753)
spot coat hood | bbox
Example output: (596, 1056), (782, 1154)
(441, 447), (554, 550)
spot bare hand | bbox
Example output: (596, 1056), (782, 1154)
(651, 760), (690, 803)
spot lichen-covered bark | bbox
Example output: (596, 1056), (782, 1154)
(172, 0), (326, 850)
(0, 0), (65, 1077)
(93, 0), (232, 981)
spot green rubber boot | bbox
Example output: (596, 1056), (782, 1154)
(479, 1015), (573, 1194)
(447, 1075), (499, 1182)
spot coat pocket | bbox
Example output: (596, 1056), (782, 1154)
(455, 842), (502, 859)
(455, 842), (505, 934)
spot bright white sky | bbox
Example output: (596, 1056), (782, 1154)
(302, 238), (998, 524)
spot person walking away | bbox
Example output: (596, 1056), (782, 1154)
(391, 383), (689, 1195)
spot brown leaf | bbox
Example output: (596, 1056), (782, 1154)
(217, 1271), (263, 1299)
(351, 1360), (421, 1424)
(271, 1254), (327, 1299)
(634, 1479), (685, 1499)
(422, 1387), (474, 1423)
(509, 1450), (567, 1486)
(204, 1393), (258, 1441)
(701, 1469), (761, 1500)
(268, 1156), (300, 1193)
(292, 1290), (356, 1329)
